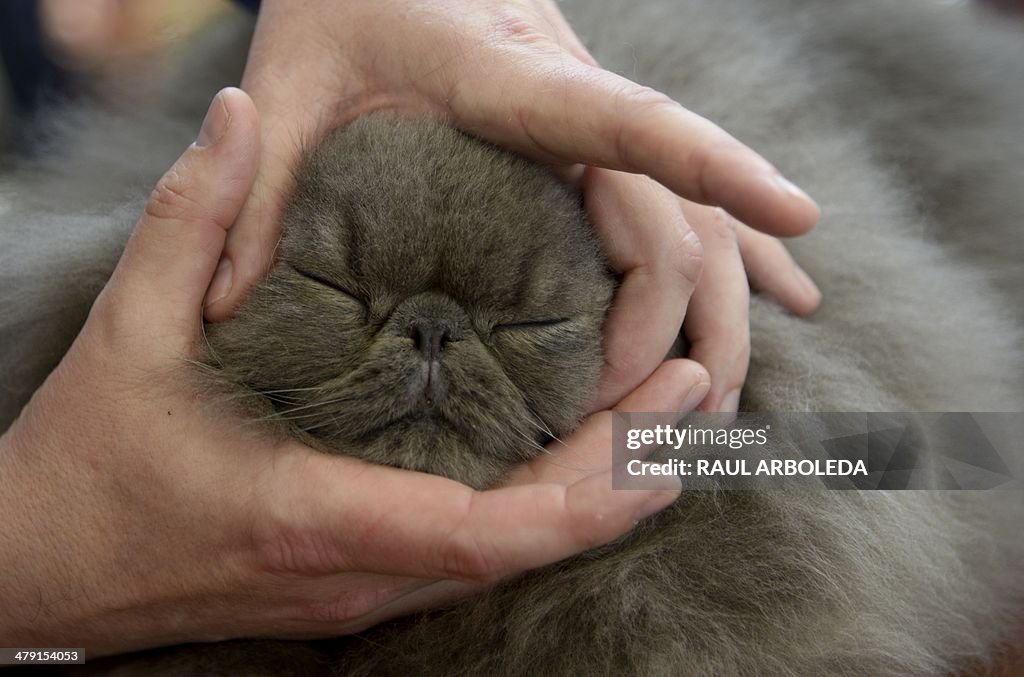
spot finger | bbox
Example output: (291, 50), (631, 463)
(448, 55), (820, 236)
(614, 358), (710, 413)
(509, 358), (710, 486)
(110, 88), (260, 337)
(583, 169), (704, 410)
(680, 205), (751, 414)
(201, 123), (297, 322)
(736, 223), (821, 316)
(263, 443), (680, 584)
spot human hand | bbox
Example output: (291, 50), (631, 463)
(203, 0), (822, 414)
(584, 172), (821, 413)
(0, 88), (706, 656)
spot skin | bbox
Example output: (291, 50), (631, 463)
(0, 88), (711, 655)
(203, 0), (822, 412)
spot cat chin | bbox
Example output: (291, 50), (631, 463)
(333, 416), (522, 489)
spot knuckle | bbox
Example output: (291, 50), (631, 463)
(705, 208), (738, 242)
(603, 350), (643, 394)
(625, 85), (677, 113)
(690, 364), (713, 387)
(667, 227), (705, 288)
(304, 599), (355, 626)
(561, 485), (613, 552)
(514, 103), (541, 149)
(683, 143), (715, 203)
(85, 288), (129, 345)
(85, 287), (149, 358)
(438, 532), (504, 584)
(615, 86), (678, 170)
(303, 589), (386, 626)
(253, 520), (342, 577)
(574, 515), (610, 552)
(690, 206), (738, 247)
(145, 165), (203, 224)
(511, 90), (562, 162)
(489, 11), (549, 47)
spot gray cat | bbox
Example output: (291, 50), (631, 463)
(2, 0), (1024, 675)
(199, 117), (614, 490)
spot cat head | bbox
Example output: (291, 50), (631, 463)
(203, 115), (614, 489)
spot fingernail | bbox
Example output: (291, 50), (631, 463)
(773, 174), (815, 205)
(633, 487), (681, 523)
(681, 374), (712, 412)
(196, 90), (231, 148)
(720, 388), (742, 414)
(204, 257), (233, 308)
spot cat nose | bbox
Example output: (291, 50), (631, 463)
(409, 320), (451, 362)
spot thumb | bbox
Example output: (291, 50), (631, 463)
(110, 87), (260, 339)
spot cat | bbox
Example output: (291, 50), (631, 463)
(199, 116), (614, 490)
(2, 0), (1023, 675)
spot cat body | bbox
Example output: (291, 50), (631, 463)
(2, 0), (1023, 675)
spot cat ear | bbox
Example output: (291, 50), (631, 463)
(108, 88), (260, 348)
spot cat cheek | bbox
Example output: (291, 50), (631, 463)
(492, 332), (601, 412)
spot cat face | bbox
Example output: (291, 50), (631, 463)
(204, 116), (614, 489)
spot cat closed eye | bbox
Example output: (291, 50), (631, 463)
(290, 266), (365, 306)
(492, 318), (571, 332)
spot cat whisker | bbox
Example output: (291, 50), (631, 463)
(505, 421), (550, 457)
(521, 403), (562, 443)
(511, 416), (601, 474)
(259, 394), (360, 420)
(257, 386), (328, 395)
(194, 321), (223, 368)
(244, 386), (330, 406)
(299, 421), (336, 434)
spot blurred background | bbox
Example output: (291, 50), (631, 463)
(0, 0), (238, 150)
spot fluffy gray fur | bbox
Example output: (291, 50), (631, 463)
(2, 0), (1023, 675)
(201, 117), (613, 489)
